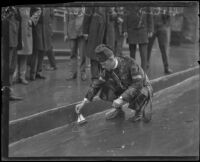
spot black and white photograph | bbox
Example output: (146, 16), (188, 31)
(1, 1), (199, 160)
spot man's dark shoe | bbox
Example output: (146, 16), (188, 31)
(9, 95), (23, 101)
(164, 68), (173, 75)
(66, 72), (77, 80)
(36, 74), (46, 79)
(106, 107), (124, 120)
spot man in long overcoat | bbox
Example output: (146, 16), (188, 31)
(2, 7), (22, 100)
(147, 7), (173, 74)
(64, 7), (87, 81)
(123, 7), (153, 72)
(30, 6), (53, 80)
(82, 7), (116, 80)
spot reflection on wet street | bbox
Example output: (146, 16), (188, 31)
(9, 75), (199, 157)
(9, 43), (199, 121)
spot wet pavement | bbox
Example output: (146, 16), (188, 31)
(9, 75), (199, 157)
(10, 42), (199, 121)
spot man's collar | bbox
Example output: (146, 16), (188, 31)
(113, 58), (118, 69)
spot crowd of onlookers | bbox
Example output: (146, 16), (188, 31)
(2, 5), (196, 101)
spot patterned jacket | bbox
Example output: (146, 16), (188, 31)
(85, 56), (152, 102)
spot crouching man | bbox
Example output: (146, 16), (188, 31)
(75, 44), (153, 122)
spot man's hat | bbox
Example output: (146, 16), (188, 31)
(95, 44), (114, 62)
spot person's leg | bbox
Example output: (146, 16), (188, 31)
(9, 48), (18, 86)
(18, 55), (28, 84)
(9, 48), (22, 100)
(157, 28), (172, 74)
(66, 39), (78, 80)
(139, 43), (148, 72)
(30, 48), (39, 80)
(129, 44), (137, 59)
(46, 47), (57, 70)
(115, 36), (124, 57)
(36, 50), (46, 79)
(147, 33), (156, 70)
(128, 93), (148, 122)
(78, 37), (87, 81)
(90, 59), (101, 81)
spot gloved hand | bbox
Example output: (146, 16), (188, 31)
(112, 97), (125, 108)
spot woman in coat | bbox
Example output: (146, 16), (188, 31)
(16, 7), (33, 84)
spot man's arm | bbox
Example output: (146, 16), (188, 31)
(120, 60), (144, 102)
(85, 70), (106, 101)
(75, 72), (106, 114)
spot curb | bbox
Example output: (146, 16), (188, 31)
(9, 66), (199, 144)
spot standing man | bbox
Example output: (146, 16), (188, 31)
(44, 7), (57, 71)
(1, 7), (22, 100)
(75, 44), (153, 122)
(114, 7), (125, 56)
(30, 6), (48, 80)
(64, 7), (87, 81)
(123, 7), (153, 72)
(147, 7), (173, 74)
(82, 7), (117, 81)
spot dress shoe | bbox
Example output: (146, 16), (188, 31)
(36, 74), (46, 79)
(164, 68), (173, 75)
(66, 72), (77, 80)
(81, 72), (87, 81)
(19, 78), (29, 85)
(9, 95), (23, 101)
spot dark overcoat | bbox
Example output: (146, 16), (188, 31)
(82, 7), (116, 60)
(123, 7), (153, 44)
(9, 8), (20, 48)
(64, 7), (84, 39)
(31, 7), (54, 51)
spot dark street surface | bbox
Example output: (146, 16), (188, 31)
(9, 75), (199, 157)
(9, 42), (199, 121)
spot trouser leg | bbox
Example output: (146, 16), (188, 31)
(115, 36), (124, 57)
(69, 39), (78, 74)
(46, 47), (56, 68)
(147, 33), (156, 69)
(129, 44), (137, 59)
(78, 37), (86, 73)
(9, 48), (17, 86)
(18, 55), (28, 80)
(30, 48), (39, 78)
(36, 50), (45, 74)
(157, 28), (169, 71)
(139, 43), (148, 72)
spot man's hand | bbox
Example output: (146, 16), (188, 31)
(112, 97), (125, 108)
